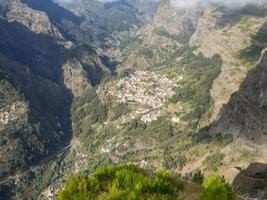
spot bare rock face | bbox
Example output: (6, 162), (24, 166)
(5, 0), (63, 39)
(63, 58), (92, 97)
(142, 0), (200, 48)
(153, 0), (198, 35)
(233, 162), (267, 199)
(208, 49), (267, 141)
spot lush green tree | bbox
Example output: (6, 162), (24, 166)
(57, 165), (184, 200)
(200, 175), (236, 200)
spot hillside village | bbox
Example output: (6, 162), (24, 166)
(107, 70), (182, 123)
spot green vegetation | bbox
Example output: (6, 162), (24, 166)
(110, 103), (130, 120)
(238, 23), (267, 64)
(71, 88), (107, 126)
(252, 27), (267, 43)
(239, 148), (257, 160)
(154, 27), (170, 38)
(154, 27), (192, 44)
(139, 48), (154, 59)
(170, 47), (222, 123)
(192, 170), (205, 184)
(200, 175), (237, 200)
(184, 170), (204, 185)
(57, 165), (184, 200)
(238, 45), (263, 65)
(238, 18), (255, 33)
(163, 150), (187, 170)
(0, 77), (70, 177)
(121, 117), (177, 143)
(71, 88), (107, 143)
(171, 33), (192, 44)
(211, 7), (226, 14)
(196, 133), (234, 147)
(204, 152), (225, 171)
(0, 149), (69, 200)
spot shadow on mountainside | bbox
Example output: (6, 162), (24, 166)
(196, 47), (267, 143)
(0, 19), (73, 178)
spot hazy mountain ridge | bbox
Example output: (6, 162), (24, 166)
(53, 0), (158, 46)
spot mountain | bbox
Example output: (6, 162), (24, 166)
(208, 48), (267, 141)
(0, 0), (267, 199)
(0, 0), (112, 182)
(54, 0), (158, 45)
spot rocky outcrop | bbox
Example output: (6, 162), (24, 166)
(141, 0), (200, 48)
(233, 162), (267, 199)
(63, 58), (91, 97)
(5, 0), (63, 39)
(155, 0), (199, 34)
(208, 49), (267, 141)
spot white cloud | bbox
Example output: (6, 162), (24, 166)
(55, 0), (119, 3)
(170, 0), (267, 9)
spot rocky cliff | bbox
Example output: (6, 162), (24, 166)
(190, 7), (267, 121)
(208, 48), (267, 141)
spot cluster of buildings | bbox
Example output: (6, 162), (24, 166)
(108, 71), (175, 109)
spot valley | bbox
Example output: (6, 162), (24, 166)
(0, 0), (267, 199)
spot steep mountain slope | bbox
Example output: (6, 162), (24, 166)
(0, 0), (111, 181)
(63, 2), (267, 198)
(208, 48), (267, 141)
(207, 49), (267, 199)
(190, 6), (267, 121)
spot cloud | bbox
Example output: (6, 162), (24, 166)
(55, 0), (119, 3)
(170, 0), (267, 9)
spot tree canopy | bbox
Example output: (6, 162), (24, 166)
(200, 175), (236, 200)
(57, 165), (184, 200)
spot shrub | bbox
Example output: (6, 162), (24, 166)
(200, 175), (237, 200)
(192, 170), (205, 184)
(110, 103), (129, 120)
(154, 27), (170, 38)
(204, 152), (225, 171)
(57, 165), (184, 200)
